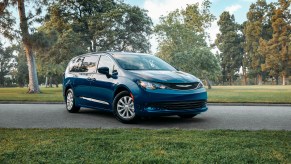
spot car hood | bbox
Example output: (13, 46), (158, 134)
(128, 70), (200, 83)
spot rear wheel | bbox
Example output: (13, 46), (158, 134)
(178, 114), (197, 119)
(66, 89), (80, 113)
(113, 91), (137, 123)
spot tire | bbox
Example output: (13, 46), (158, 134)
(65, 89), (80, 113)
(113, 91), (137, 123)
(178, 114), (197, 119)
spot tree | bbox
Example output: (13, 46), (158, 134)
(48, 0), (153, 53)
(18, 0), (41, 93)
(37, 60), (67, 88)
(32, 0), (153, 84)
(0, 43), (14, 87)
(259, 0), (291, 85)
(34, 27), (87, 86)
(155, 1), (220, 88)
(215, 11), (243, 85)
(241, 21), (248, 85)
(0, 0), (48, 93)
(14, 45), (28, 87)
(244, 0), (274, 85)
(0, 1), (14, 40)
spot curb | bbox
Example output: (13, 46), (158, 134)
(0, 101), (290, 106)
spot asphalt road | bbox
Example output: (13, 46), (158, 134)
(0, 104), (290, 130)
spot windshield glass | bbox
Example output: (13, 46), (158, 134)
(112, 54), (176, 71)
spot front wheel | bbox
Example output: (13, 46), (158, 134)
(113, 91), (137, 123)
(66, 89), (80, 113)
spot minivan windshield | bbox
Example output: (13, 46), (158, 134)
(112, 54), (176, 71)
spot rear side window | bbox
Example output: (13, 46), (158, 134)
(69, 55), (99, 73)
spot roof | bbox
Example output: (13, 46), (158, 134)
(69, 51), (153, 62)
(76, 51), (151, 57)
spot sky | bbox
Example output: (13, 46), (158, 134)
(124, 0), (277, 53)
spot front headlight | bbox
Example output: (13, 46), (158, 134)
(196, 82), (204, 89)
(138, 80), (167, 90)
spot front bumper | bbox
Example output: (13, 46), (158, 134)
(137, 105), (208, 116)
(133, 88), (208, 116)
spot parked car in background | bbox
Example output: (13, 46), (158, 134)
(63, 52), (208, 123)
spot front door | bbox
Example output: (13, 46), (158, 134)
(89, 55), (118, 110)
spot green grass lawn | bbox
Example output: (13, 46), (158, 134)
(0, 129), (290, 163)
(207, 85), (291, 103)
(0, 87), (63, 102)
(0, 85), (290, 103)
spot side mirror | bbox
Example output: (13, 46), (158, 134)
(112, 70), (118, 76)
(98, 67), (109, 75)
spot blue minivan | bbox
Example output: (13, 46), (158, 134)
(63, 52), (207, 123)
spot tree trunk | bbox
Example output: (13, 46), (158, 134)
(92, 39), (97, 52)
(90, 41), (93, 52)
(45, 76), (48, 87)
(0, 75), (3, 87)
(205, 77), (212, 89)
(55, 82), (58, 88)
(282, 74), (286, 86)
(257, 73), (262, 85)
(18, 0), (40, 93)
(242, 68), (247, 85)
(243, 75), (247, 85)
(275, 76), (279, 85)
(230, 75), (232, 85)
(49, 76), (52, 88)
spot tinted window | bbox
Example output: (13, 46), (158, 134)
(98, 56), (116, 73)
(69, 57), (85, 72)
(69, 55), (99, 73)
(113, 54), (176, 71)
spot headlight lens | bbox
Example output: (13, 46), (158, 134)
(138, 80), (167, 90)
(196, 82), (204, 89)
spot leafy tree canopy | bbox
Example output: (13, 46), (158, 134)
(0, 42), (16, 87)
(155, 0), (220, 85)
(42, 0), (153, 53)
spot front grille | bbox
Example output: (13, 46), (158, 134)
(165, 82), (200, 90)
(148, 100), (206, 110)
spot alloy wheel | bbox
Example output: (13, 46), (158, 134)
(117, 96), (135, 119)
(66, 91), (74, 111)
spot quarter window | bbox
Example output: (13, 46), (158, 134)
(69, 55), (99, 73)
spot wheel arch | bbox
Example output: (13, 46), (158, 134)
(113, 85), (131, 98)
(64, 84), (73, 98)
